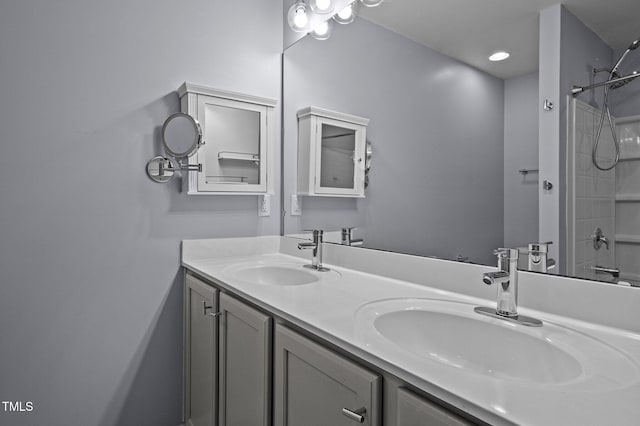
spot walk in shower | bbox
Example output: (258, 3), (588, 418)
(568, 38), (640, 285)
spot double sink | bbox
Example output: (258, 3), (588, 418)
(223, 261), (639, 389)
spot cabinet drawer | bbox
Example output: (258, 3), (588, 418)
(274, 324), (381, 426)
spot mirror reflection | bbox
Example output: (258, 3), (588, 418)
(282, 1), (640, 287)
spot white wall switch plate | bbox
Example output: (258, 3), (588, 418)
(258, 194), (271, 217)
(290, 194), (301, 216)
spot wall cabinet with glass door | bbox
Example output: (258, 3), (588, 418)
(297, 107), (369, 198)
(178, 82), (277, 195)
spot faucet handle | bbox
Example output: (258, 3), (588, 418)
(303, 229), (323, 235)
(493, 248), (519, 259)
(528, 241), (552, 254)
(302, 229), (323, 241)
(342, 227), (357, 237)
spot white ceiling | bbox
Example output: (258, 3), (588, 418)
(358, 0), (640, 79)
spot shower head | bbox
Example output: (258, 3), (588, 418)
(609, 71), (632, 89)
(611, 37), (640, 77)
(572, 36), (640, 95)
(608, 70), (640, 90)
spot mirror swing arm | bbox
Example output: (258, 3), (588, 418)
(146, 111), (205, 184)
(145, 156), (203, 183)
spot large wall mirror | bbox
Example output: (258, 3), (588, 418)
(282, 0), (640, 287)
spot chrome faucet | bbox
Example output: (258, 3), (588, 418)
(341, 227), (363, 247)
(590, 265), (620, 278)
(592, 227), (610, 250)
(297, 230), (330, 272)
(526, 242), (556, 273)
(475, 248), (542, 326)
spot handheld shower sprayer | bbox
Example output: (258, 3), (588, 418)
(589, 36), (640, 171)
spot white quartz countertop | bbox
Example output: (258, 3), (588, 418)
(182, 236), (640, 426)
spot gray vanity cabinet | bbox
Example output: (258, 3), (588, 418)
(396, 387), (474, 426)
(218, 293), (272, 426)
(184, 271), (478, 426)
(274, 324), (382, 426)
(185, 273), (219, 426)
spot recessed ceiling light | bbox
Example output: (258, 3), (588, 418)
(489, 51), (510, 62)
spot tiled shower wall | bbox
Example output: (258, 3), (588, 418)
(615, 117), (640, 284)
(567, 98), (616, 280)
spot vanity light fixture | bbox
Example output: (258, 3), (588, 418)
(489, 51), (511, 62)
(288, 1), (311, 32)
(288, 0), (384, 40)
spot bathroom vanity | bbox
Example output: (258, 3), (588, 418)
(181, 236), (640, 426)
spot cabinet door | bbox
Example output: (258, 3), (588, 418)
(185, 274), (219, 426)
(313, 116), (366, 197)
(218, 294), (272, 426)
(274, 324), (381, 426)
(196, 95), (268, 193)
(397, 388), (475, 426)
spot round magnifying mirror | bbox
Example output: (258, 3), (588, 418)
(162, 112), (202, 158)
(146, 156), (177, 183)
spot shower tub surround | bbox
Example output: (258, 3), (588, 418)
(567, 98), (617, 281)
(615, 115), (640, 285)
(182, 236), (640, 426)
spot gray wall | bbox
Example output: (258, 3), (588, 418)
(504, 73), (539, 248)
(283, 18), (505, 265)
(0, 1), (282, 425)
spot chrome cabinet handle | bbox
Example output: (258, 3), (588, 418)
(342, 407), (366, 423)
(202, 301), (221, 317)
(202, 301), (211, 315)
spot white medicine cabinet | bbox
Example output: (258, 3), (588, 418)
(297, 107), (369, 198)
(178, 82), (277, 194)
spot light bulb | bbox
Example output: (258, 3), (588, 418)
(294, 9), (308, 28)
(334, 1), (357, 24)
(337, 5), (353, 19)
(311, 20), (333, 40)
(287, 2), (309, 32)
(310, 0), (334, 14)
(359, 0), (384, 7)
(314, 22), (329, 36)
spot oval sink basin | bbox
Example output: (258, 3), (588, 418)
(376, 309), (580, 383)
(356, 298), (639, 387)
(235, 265), (319, 286)
(224, 262), (341, 286)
